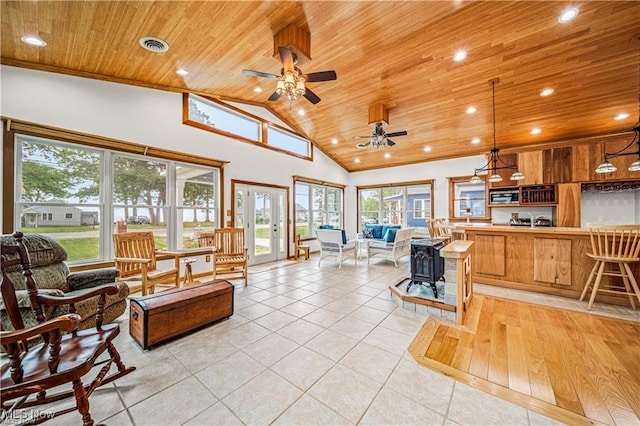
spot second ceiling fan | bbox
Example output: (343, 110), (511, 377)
(355, 122), (408, 149)
(243, 47), (337, 104)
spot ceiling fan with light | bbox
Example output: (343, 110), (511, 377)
(242, 47), (337, 105)
(355, 122), (408, 149)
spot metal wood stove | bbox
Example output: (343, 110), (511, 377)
(408, 238), (446, 297)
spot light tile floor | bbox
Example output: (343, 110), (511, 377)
(29, 254), (639, 425)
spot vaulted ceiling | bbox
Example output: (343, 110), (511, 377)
(2, 1), (639, 172)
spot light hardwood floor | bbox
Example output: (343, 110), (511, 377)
(409, 294), (640, 426)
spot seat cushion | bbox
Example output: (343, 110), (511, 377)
(383, 228), (398, 243)
(365, 224), (384, 239)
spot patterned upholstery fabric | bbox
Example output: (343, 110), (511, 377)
(0, 233), (129, 332)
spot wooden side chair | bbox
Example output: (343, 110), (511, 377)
(580, 224), (640, 310)
(295, 234), (310, 261)
(199, 228), (248, 286)
(113, 231), (181, 296)
(1, 231), (135, 426)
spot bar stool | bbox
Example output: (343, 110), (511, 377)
(295, 234), (310, 261)
(580, 224), (640, 310)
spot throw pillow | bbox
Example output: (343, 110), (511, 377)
(383, 228), (398, 243)
(362, 228), (374, 239)
(319, 224), (334, 230)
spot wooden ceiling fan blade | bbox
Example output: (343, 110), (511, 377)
(354, 136), (373, 139)
(385, 130), (408, 137)
(278, 47), (295, 72)
(302, 70), (337, 82)
(303, 87), (321, 104)
(356, 141), (371, 149)
(386, 139), (396, 147)
(242, 69), (279, 79)
(268, 91), (281, 101)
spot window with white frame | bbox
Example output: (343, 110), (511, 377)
(357, 181), (433, 237)
(14, 134), (220, 263)
(294, 180), (344, 239)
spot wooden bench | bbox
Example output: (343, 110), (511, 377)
(129, 279), (234, 349)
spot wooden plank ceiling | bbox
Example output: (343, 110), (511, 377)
(2, 1), (639, 172)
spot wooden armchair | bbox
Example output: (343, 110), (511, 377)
(198, 228), (248, 286)
(1, 231), (135, 426)
(113, 231), (181, 296)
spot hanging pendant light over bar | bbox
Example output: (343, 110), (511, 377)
(469, 78), (525, 184)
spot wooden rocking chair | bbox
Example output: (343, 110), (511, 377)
(198, 228), (248, 286)
(1, 231), (135, 426)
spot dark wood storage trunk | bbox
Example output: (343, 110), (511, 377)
(129, 279), (234, 349)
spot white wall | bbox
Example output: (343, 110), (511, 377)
(0, 66), (350, 243)
(2, 65), (500, 257)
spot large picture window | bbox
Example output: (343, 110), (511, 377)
(13, 133), (220, 264)
(294, 177), (344, 239)
(357, 181), (433, 237)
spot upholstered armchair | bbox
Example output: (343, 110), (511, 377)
(0, 233), (129, 332)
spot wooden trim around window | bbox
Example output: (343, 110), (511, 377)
(2, 117), (227, 233)
(183, 93), (314, 162)
(293, 175), (347, 189)
(356, 179), (434, 191)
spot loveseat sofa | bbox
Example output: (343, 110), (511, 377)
(360, 224), (402, 243)
(0, 233), (129, 332)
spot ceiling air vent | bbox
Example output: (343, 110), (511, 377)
(139, 37), (169, 53)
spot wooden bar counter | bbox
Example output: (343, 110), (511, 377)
(461, 225), (639, 306)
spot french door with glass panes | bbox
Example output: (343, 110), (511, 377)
(234, 184), (287, 265)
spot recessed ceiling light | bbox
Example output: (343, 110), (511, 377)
(466, 106), (477, 114)
(175, 68), (189, 76)
(297, 109), (305, 116)
(471, 137), (480, 144)
(423, 146), (432, 152)
(331, 138), (338, 145)
(21, 35), (46, 47)
(253, 87), (263, 93)
(354, 158), (361, 163)
(558, 7), (578, 23)
(531, 127), (542, 135)
(453, 49), (467, 62)
(614, 113), (630, 121)
(540, 88), (555, 97)
(384, 153), (391, 159)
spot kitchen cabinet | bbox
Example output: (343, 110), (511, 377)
(542, 146), (572, 183)
(518, 151), (544, 185)
(556, 183), (581, 227)
(572, 142), (603, 182)
(533, 237), (572, 285)
(474, 234), (505, 276)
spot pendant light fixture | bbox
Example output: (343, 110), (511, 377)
(470, 78), (525, 184)
(595, 35), (640, 174)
